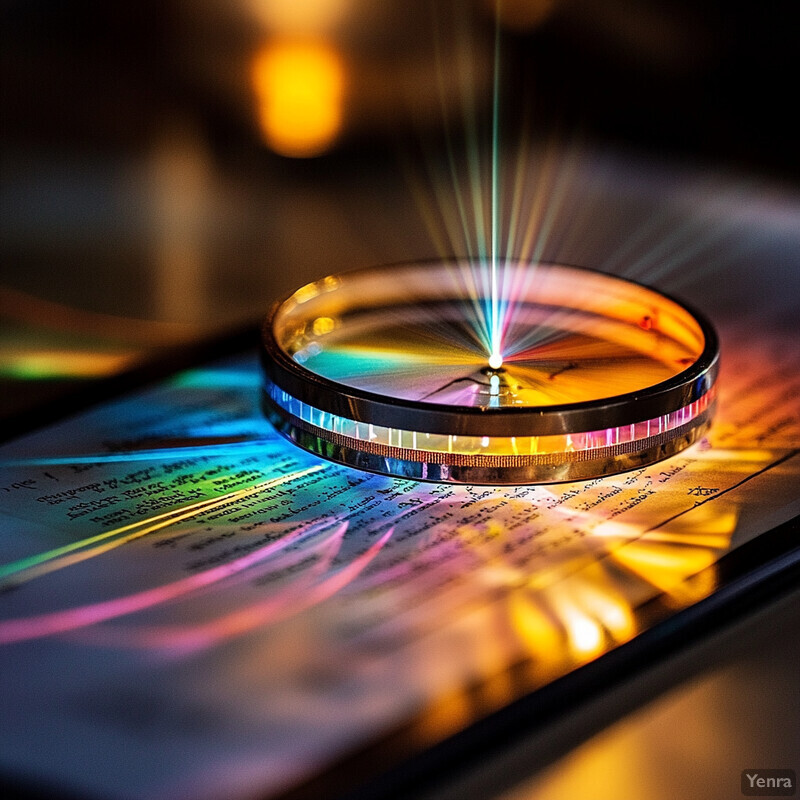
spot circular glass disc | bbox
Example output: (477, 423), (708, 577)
(261, 261), (718, 484)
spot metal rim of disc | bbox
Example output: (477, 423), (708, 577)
(260, 260), (719, 484)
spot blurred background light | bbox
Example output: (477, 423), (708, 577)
(244, 0), (354, 35)
(251, 40), (345, 158)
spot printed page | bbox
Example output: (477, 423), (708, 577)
(0, 321), (798, 800)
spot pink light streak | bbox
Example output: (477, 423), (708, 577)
(0, 518), (348, 645)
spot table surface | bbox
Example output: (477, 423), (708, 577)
(1, 135), (799, 799)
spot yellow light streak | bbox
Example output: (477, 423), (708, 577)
(508, 591), (564, 669)
(612, 540), (719, 602)
(556, 595), (605, 659)
(0, 466), (324, 588)
(0, 349), (139, 380)
(571, 579), (636, 642)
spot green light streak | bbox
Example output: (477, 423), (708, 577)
(491, 0), (502, 360)
(0, 466), (324, 586)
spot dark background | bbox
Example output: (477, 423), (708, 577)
(2, 0), (797, 431)
(2, 0), (797, 173)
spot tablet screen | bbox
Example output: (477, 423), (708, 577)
(0, 319), (798, 800)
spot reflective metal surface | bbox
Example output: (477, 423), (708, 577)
(261, 261), (719, 483)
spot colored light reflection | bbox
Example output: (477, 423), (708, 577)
(0, 348), (139, 380)
(273, 262), (707, 404)
(275, 262), (707, 406)
(0, 466), (325, 589)
(411, 481), (745, 752)
(506, 511), (734, 670)
(251, 40), (345, 157)
(267, 382), (714, 458)
(83, 526), (394, 654)
(0, 517), (347, 646)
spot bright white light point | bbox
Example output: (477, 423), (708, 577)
(488, 352), (503, 370)
(568, 613), (603, 655)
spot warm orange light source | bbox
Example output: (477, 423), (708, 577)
(251, 40), (345, 158)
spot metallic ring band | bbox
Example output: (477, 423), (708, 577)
(260, 260), (719, 484)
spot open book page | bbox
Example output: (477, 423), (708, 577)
(0, 319), (798, 800)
